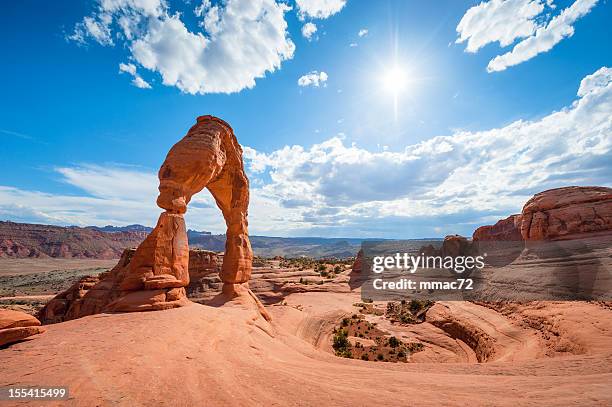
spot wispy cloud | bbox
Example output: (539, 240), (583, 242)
(118, 63), (151, 89)
(0, 129), (34, 140)
(456, 0), (599, 72)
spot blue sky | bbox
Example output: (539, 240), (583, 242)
(0, 0), (610, 238)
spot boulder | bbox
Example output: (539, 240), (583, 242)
(441, 235), (473, 257)
(0, 309), (45, 347)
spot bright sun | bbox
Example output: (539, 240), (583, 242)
(381, 65), (408, 120)
(382, 66), (407, 93)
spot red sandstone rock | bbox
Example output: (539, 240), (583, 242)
(352, 250), (363, 274)
(157, 115), (253, 286)
(0, 221), (146, 259)
(519, 186), (612, 240)
(0, 309), (45, 347)
(0, 309), (41, 329)
(118, 212), (189, 291)
(0, 326), (46, 347)
(473, 215), (522, 241)
(39, 116), (260, 321)
(441, 235), (472, 257)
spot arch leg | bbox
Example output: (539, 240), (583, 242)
(207, 165), (252, 284)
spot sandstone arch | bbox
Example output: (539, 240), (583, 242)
(39, 116), (258, 319)
(154, 115), (253, 286)
(111, 115), (254, 310)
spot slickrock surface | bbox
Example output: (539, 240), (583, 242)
(0, 309), (45, 347)
(2, 299), (611, 406)
(39, 252), (351, 323)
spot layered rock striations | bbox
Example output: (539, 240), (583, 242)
(0, 221), (147, 259)
(0, 309), (45, 347)
(472, 215), (522, 241)
(519, 186), (612, 241)
(471, 187), (611, 243)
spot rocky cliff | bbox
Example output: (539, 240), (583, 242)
(473, 186), (611, 242)
(0, 221), (147, 259)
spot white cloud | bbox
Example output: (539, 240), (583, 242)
(456, 0), (599, 72)
(244, 66), (612, 235)
(301, 22), (317, 40)
(297, 70), (328, 87)
(358, 28), (368, 37)
(0, 165), (223, 231)
(487, 0), (599, 72)
(349, 42), (357, 47)
(69, 0), (295, 94)
(2, 68), (610, 237)
(456, 0), (544, 53)
(119, 62), (152, 88)
(295, 0), (346, 19)
(194, 0), (211, 17)
(578, 66), (612, 97)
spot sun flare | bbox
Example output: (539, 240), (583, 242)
(382, 66), (407, 93)
(381, 65), (409, 120)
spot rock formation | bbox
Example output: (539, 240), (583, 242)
(0, 309), (45, 347)
(472, 214), (522, 241)
(39, 249), (222, 323)
(39, 115), (256, 320)
(440, 235), (473, 257)
(519, 186), (612, 240)
(352, 249), (363, 274)
(470, 186), (611, 242)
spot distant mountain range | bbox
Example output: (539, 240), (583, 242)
(0, 221), (361, 260)
(87, 224), (213, 238)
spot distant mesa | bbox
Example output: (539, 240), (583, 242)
(0, 220), (147, 259)
(0, 221), (359, 259)
(87, 224), (154, 233)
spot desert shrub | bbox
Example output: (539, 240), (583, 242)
(332, 329), (352, 358)
(334, 265), (342, 273)
(400, 314), (414, 324)
(341, 317), (350, 327)
(388, 336), (400, 348)
(320, 270), (329, 277)
(377, 353), (384, 361)
(397, 351), (405, 358)
(407, 342), (424, 353)
(363, 298), (373, 303)
(361, 354), (369, 361)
